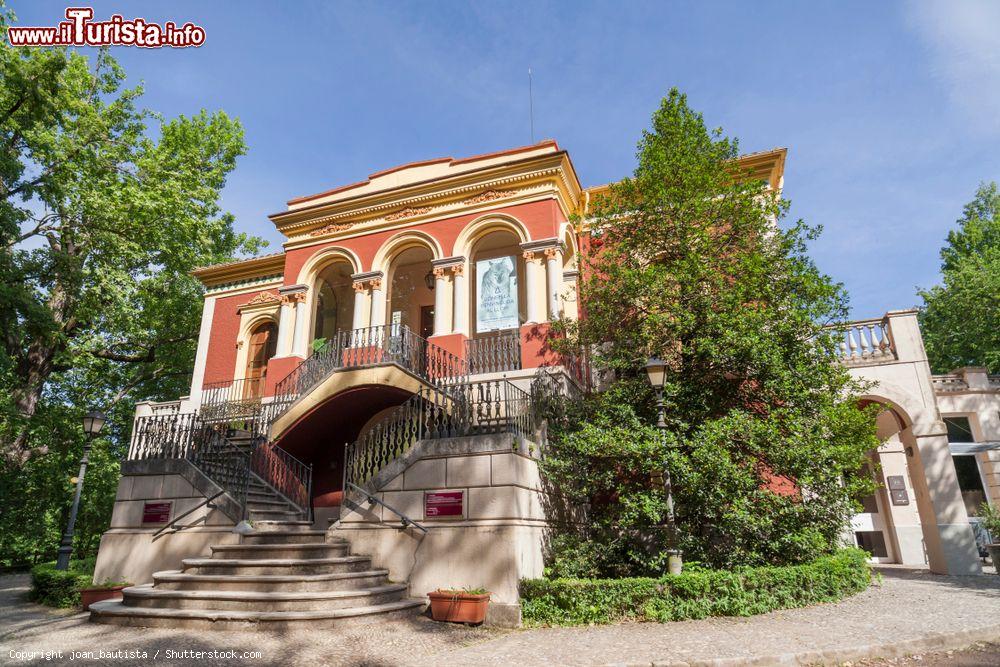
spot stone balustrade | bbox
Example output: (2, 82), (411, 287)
(829, 317), (896, 366)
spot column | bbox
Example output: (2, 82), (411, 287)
(906, 423), (983, 575)
(452, 263), (468, 335)
(544, 246), (562, 319)
(369, 277), (386, 328)
(352, 281), (368, 331)
(523, 250), (546, 324)
(432, 267), (451, 336)
(291, 293), (309, 357)
(276, 296), (295, 356)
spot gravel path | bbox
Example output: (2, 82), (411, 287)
(3, 566), (1000, 666)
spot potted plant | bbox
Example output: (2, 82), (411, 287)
(427, 587), (491, 624)
(80, 580), (131, 611)
(978, 502), (1000, 571)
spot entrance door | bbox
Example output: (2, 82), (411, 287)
(419, 305), (434, 339)
(245, 322), (278, 398)
(851, 461), (896, 562)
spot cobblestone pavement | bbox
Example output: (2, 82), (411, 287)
(3, 566), (1000, 666)
(857, 641), (1000, 666)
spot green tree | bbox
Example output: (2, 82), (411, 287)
(547, 89), (877, 571)
(919, 182), (1000, 373)
(0, 11), (262, 464)
(0, 9), (261, 565)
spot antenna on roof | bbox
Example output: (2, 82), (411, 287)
(528, 67), (535, 144)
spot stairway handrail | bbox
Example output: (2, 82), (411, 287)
(344, 481), (428, 533)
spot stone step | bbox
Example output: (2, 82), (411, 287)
(182, 555), (372, 576)
(249, 509), (302, 520)
(241, 530), (327, 544)
(89, 597), (425, 630)
(120, 582), (408, 612)
(252, 520), (313, 532)
(211, 542), (349, 560)
(152, 569), (391, 592)
(246, 498), (291, 509)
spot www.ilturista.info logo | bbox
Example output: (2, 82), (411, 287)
(7, 7), (206, 48)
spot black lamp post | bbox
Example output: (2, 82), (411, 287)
(56, 410), (107, 570)
(644, 357), (683, 574)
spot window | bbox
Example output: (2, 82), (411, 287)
(944, 416), (975, 443)
(855, 531), (888, 558)
(952, 454), (987, 517)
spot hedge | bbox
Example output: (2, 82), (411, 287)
(30, 557), (97, 608)
(520, 548), (871, 625)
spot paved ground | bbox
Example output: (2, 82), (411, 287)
(2, 566), (1000, 666)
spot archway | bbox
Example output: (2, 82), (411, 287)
(465, 230), (525, 373)
(387, 245), (436, 338)
(312, 261), (355, 343)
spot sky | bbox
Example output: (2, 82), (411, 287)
(12, 1), (1000, 318)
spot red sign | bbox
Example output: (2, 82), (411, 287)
(142, 501), (172, 524)
(425, 491), (463, 518)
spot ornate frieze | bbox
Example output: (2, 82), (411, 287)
(385, 206), (432, 221)
(463, 189), (516, 205)
(309, 222), (353, 236)
(238, 291), (282, 313)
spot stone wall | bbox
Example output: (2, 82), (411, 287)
(92, 460), (239, 586)
(335, 432), (556, 627)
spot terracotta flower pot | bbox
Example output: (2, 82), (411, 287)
(427, 590), (491, 624)
(80, 585), (128, 611)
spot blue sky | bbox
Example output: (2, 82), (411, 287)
(13, 1), (1000, 317)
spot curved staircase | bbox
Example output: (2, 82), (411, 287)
(89, 523), (423, 629)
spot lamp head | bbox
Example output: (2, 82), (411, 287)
(644, 357), (667, 389)
(82, 410), (107, 437)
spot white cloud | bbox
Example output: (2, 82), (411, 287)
(907, 0), (1000, 134)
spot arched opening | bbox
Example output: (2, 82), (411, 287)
(244, 321), (278, 398)
(387, 245), (435, 338)
(312, 261), (355, 344)
(465, 230), (525, 373)
(469, 230), (525, 337)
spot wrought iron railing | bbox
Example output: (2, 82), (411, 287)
(345, 378), (534, 488)
(201, 377), (266, 421)
(130, 412), (250, 518)
(249, 440), (312, 518)
(274, 325), (469, 401)
(465, 330), (521, 374)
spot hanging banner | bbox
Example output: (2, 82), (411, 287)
(476, 256), (518, 332)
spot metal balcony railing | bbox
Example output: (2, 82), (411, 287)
(465, 330), (521, 375)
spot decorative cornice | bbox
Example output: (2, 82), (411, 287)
(278, 284), (308, 295)
(431, 256), (466, 269)
(351, 270), (384, 283)
(385, 206), (432, 221)
(204, 273), (283, 296)
(520, 237), (563, 253)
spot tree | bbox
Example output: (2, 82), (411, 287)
(0, 11), (262, 464)
(546, 89), (877, 571)
(919, 182), (1000, 374)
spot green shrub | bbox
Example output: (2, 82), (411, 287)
(520, 548), (871, 626)
(29, 558), (97, 608)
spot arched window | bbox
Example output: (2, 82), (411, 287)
(245, 321), (278, 398)
(313, 262), (354, 342)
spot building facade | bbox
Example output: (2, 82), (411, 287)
(89, 142), (996, 629)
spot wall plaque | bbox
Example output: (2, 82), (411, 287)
(425, 491), (463, 518)
(142, 501), (172, 524)
(886, 475), (906, 490)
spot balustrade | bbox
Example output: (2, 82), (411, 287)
(828, 317), (896, 365)
(465, 330), (521, 375)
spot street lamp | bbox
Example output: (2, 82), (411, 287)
(56, 410), (107, 570)
(644, 357), (683, 575)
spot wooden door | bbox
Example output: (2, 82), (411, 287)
(245, 322), (278, 398)
(419, 305), (434, 339)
